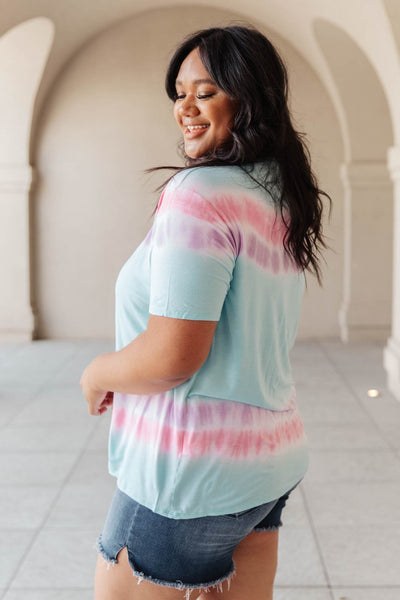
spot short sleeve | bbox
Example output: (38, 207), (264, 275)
(149, 184), (237, 321)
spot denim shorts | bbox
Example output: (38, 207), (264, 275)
(95, 480), (301, 600)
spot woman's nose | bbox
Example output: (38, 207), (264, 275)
(178, 94), (200, 116)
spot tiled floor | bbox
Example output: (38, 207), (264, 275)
(0, 338), (399, 600)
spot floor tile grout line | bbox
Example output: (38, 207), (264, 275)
(0, 341), (35, 369)
(0, 343), (86, 434)
(303, 441), (393, 452)
(300, 338), (390, 598)
(0, 415), (100, 454)
(2, 338), (398, 595)
(0, 445), (99, 457)
(325, 584), (400, 589)
(0, 386), (45, 433)
(0, 339), (83, 374)
(316, 340), (400, 459)
(298, 483), (335, 600)
(0, 338), (112, 435)
(3, 400), (105, 593)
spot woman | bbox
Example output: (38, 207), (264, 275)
(80, 25), (331, 600)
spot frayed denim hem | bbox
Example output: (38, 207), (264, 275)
(94, 533), (237, 600)
(253, 523), (281, 532)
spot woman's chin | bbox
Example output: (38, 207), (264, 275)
(184, 141), (208, 159)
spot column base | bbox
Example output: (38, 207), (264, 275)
(0, 329), (34, 343)
(338, 307), (391, 342)
(0, 305), (37, 343)
(383, 336), (400, 402)
(347, 324), (391, 341)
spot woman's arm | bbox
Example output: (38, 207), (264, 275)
(80, 315), (217, 414)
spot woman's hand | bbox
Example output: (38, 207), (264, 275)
(80, 359), (114, 416)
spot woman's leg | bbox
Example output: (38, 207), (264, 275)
(198, 529), (279, 600)
(95, 546), (196, 599)
(94, 530), (279, 600)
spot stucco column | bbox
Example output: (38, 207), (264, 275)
(384, 146), (400, 401)
(0, 164), (37, 341)
(0, 18), (54, 341)
(338, 160), (392, 342)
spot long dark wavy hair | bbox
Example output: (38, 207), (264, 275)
(147, 25), (332, 286)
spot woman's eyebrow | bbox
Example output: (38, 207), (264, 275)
(175, 78), (216, 86)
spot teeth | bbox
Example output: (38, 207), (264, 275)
(187, 125), (209, 131)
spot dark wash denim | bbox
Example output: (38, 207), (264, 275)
(95, 480), (301, 600)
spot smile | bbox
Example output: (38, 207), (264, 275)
(184, 124), (210, 139)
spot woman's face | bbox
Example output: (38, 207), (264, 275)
(173, 47), (237, 159)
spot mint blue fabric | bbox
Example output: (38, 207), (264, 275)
(108, 161), (309, 518)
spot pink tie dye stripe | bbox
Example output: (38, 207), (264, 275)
(113, 405), (306, 460)
(112, 391), (297, 432)
(155, 189), (298, 274)
(159, 188), (289, 247)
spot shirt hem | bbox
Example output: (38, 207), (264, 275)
(149, 308), (220, 321)
(111, 463), (308, 520)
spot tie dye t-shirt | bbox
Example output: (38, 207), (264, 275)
(108, 161), (309, 518)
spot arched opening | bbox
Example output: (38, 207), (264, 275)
(32, 6), (342, 339)
(314, 18), (394, 342)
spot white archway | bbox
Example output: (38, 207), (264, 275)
(314, 19), (394, 343)
(0, 17), (54, 341)
(29, 5), (342, 340)
(1, 2), (400, 400)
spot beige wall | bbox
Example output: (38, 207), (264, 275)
(2, 0), (400, 395)
(32, 5), (343, 340)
